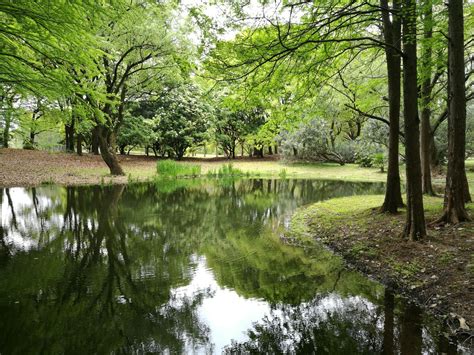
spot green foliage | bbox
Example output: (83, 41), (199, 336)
(117, 114), (153, 154)
(279, 119), (354, 165)
(147, 85), (212, 159)
(156, 160), (201, 178)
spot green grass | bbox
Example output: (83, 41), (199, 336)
(65, 156), (474, 189)
(206, 163), (247, 178)
(291, 194), (474, 239)
(156, 160), (201, 178)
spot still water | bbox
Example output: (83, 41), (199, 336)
(0, 179), (463, 354)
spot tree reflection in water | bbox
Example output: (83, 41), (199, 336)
(0, 180), (461, 353)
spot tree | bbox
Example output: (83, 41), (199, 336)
(436, 0), (471, 224)
(278, 119), (354, 165)
(117, 114), (153, 155)
(401, 0), (426, 240)
(0, 87), (16, 148)
(150, 85), (212, 159)
(379, 0), (404, 213)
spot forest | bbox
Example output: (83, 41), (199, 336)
(0, 0), (473, 353)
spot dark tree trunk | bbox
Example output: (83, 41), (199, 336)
(437, 0), (470, 223)
(145, 146), (149, 156)
(119, 146), (126, 155)
(254, 147), (263, 158)
(380, 0), (404, 213)
(429, 133), (439, 169)
(402, 0), (426, 240)
(268, 146), (273, 155)
(65, 123), (75, 153)
(91, 126), (100, 155)
(2, 108), (11, 148)
(98, 127), (125, 176)
(420, 0), (435, 196)
(76, 134), (83, 156)
(274, 145), (278, 154)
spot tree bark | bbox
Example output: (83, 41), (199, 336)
(437, 0), (470, 223)
(91, 126), (100, 155)
(65, 123), (75, 153)
(420, 0), (435, 195)
(380, 0), (404, 213)
(98, 127), (125, 176)
(2, 106), (11, 148)
(402, 0), (426, 240)
(76, 134), (83, 156)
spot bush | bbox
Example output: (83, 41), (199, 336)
(156, 160), (201, 178)
(278, 119), (355, 165)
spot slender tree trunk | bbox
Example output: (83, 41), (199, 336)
(65, 123), (75, 153)
(274, 144), (278, 154)
(380, 0), (404, 213)
(98, 127), (125, 176)
(437, 0), (470, 223)
(2, 107), (11, 148)
(402, 0), (426, 240)
(76, 134), (82, 156)
(420, 0), (435, 195)
(429, 133), (439, 169)
(268, 146), (273, 155)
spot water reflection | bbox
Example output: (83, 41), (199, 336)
(0, 179), (462, 353)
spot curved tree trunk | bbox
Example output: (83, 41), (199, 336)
(402, 0), (426, 240)
(98, 127), (125, 176)
(380, 0), (404, 213)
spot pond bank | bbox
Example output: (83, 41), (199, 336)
(285, 194), (474, 345)
(0, 148), (386, 187)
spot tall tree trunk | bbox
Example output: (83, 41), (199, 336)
(380, 0), (404, 213)
(91, 126), (100, 155)
(420, 0), (435, 195)
(65, 123), (75, 153)
(402, 0), (426, 240)
(76, 134), (83, 156)
(429, 133), (439, 169)
(437, 0), (470, 223)
(98, 127), (125, 176)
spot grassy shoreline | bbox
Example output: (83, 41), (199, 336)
(285, 194), (474, 341)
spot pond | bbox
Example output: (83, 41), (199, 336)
(0, 179), (463, 354)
